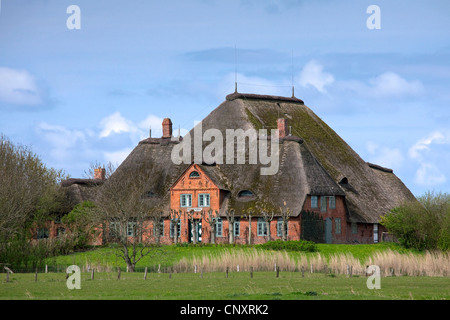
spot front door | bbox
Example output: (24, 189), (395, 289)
(189, 219), (202, 243)
(324, 218), (332, 244)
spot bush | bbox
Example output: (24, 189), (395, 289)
(380, 191), (450, 251)
(258, 240), (317, 252)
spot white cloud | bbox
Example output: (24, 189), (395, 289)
(99, 111), (137, 138)
(415, 163), (446, 186)
(409, 131), (447, 160)
(368, 72), (424, 97)
(298, 60), (335, 93)
(0, 67), (42, 105)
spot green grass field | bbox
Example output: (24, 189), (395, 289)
(1, 243), (448, 300)
(1, 271), (449, 300)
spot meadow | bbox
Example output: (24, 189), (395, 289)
(1, 243), (448, 300)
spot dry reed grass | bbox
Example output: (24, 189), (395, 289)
(173, 248), (450, 277)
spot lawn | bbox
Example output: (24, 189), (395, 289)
(1, 271), (449, 300)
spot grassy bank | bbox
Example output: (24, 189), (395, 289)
(1, 271), (449, 300)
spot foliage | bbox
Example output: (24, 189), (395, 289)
(380, 191), (450, 251)
(61, 201), (98, 249)
(257, 240), (317, 252)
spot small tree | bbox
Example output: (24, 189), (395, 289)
(169, 210), (182, 244)
(225, 209), (236, 244)
(186, 209), (200, 244)
(279, 201), (290, 241)
(202, 209), (218, 244)
(93, 164), (161, 272)
(61, 201), (98, 249)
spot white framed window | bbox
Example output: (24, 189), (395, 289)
(373, 223), (379, 243)
(234, 218), (240, 237)
(329, 196), (336, 209)
(180, 194), (192, 207)
(257, 218), (267, 236)
(198, 193), (210, 207)
(216, 218), (223, 237)
(277, 218), (288, 237)
(127, 221), (137, 237)
(335, 218), (341, 234)
(311, 196), (318, 208)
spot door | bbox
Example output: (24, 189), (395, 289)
(189, 219), (202, 243)
(324, 218), (332, 244)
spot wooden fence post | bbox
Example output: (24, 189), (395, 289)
(226, 267), (229, 278)
(301, 266), (305, 277)
(35, 268), (38, 282)
(91, 268), (95, 280)
(276, 266), (280, 278)
(117, 267), (121, 280)
(250, 266), (253, 278)
(144, 267), (148, 280)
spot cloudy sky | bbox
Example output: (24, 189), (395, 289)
(0, 0), (449, 196)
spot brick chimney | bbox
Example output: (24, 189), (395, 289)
(277, 118), (288, 138)
(162, 118), (173, 138)
(94, 167), (106, 180)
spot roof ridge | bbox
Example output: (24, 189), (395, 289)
(226, 92), (304, 104)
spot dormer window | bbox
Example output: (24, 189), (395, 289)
(189, 171), (200, 178)
(237, 190), (256, 201)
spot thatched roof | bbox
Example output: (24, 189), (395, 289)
(101, 92), (415, 223)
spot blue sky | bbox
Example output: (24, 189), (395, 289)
(0, 0), (449, 196)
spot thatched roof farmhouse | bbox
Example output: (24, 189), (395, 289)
(61, 92), (415, 244)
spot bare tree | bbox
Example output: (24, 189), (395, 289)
(202, 209), (218, 244)
(92, 164), (160, 272)
(243, 209), (254, 245)
(83, 161), (117, 180)
(225, 209), (236, 244)
(256, 201), (275, 242)
(169, 210), (182, 244)
(149, 209), (163, 244)
(279, 201), (290, 241)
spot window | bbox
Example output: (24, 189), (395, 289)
(335, 218), (341, 234)
(238, 190), (255, 198)
(311, 196), (318, 208)
(351, 222), (358, 234)
(257, 218), (267, 236)
(170, 220), (181, 238)
(180, 194), (192, 207)
(109, 222), (119, 238)
(154, 219), (164, 237)
(234, 218), (240, 237)
(373, 223), (379, 243)
(127, 221), (137, 237)
(277, 218), (288, 237)
(320, 196), (327, 212)
(198, 193), (210, 207)
(329, 196), (336, 209)
(216, 218), (223, 237)
(37, 228), (49, 240)
(189, 171), (200, 178)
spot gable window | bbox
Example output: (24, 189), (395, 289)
(335, 218), (341, 234)
(216, 218), (223, 237)
(257, 217), (267, 236)
(329, 196), (336, 209)
(189, 171), (200, 178)
(320, 196), (327, 212)
(37, 228), (49, 240)
(311, 196), (318, 208)
(198, 193), (210, 207)
(180, 194), (192, 207)
(234, 218), (240, 237)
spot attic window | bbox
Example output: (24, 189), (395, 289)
(339, 177), (348, 184)
(189, 171), (200, 178)
(238, 190), (256, 199)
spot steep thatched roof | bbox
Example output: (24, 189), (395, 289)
(104, 92), (415, 223)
